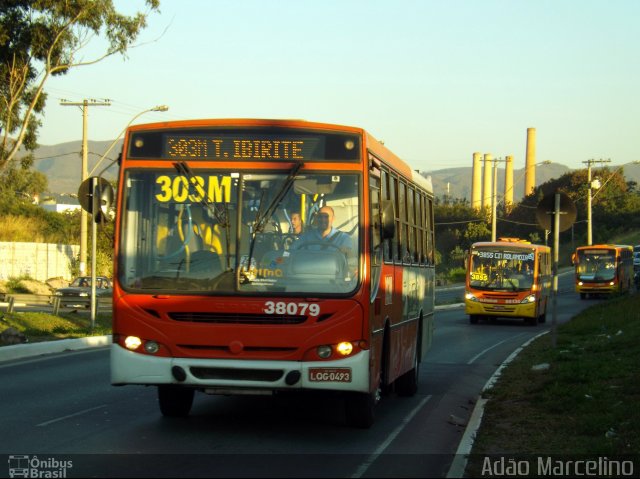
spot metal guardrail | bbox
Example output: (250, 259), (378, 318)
(3, 294), (112, 314)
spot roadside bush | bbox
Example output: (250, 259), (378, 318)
(4, 276), (52, 294)
(448, 267), (466, 283)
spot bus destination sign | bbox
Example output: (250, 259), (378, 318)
(165, 135), (325, 161)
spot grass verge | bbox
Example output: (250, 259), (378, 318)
(0, 311), (111, 343)
(466, 293), (640, 475)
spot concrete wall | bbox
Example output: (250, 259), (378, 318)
(0, 242), (79, 281)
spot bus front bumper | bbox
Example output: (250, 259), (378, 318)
(110, 344), (370, 393)
(576, 283), (617, 294)
(465, 300), (537, 318)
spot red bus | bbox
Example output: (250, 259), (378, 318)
(574, 244), (634, 298)
(465, 238), (552, 325)
(109, 119), (435, 428)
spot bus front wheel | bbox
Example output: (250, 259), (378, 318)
(538, 304), (547, 323)
(345, 391), (377, 429)
(158, 385), (195, 417)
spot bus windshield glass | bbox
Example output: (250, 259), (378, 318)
(468, 246), (536, 291)
(576, 249), (616, 281)
(119, 169), (360, 295)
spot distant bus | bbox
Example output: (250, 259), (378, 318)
(109, 118), (436, 428)
(573, 244), (634, 298)
(465, 238), (551, 325)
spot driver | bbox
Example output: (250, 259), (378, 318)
(291, 205), (353, 253)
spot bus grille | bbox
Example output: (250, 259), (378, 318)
(484, 305), (517, 313)
(190, 366), (284, 382)
(168, 312), (307, 324)
(483, 293), (518, 300)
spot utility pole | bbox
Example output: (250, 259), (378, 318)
(60, 99), (111, 275)
(582, 158), (610, 246)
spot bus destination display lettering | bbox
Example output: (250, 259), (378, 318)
(476, 251), (534, 261)
(165, 135), (322, 161)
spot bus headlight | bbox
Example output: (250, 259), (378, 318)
(465, 292), (478, 302)
(609, 281), (615, 286)
(317, 345), (332, 359)
(521, 294), (536, 303)
(336, 342), (354, 356)
(144, 340), (160, 354)
(124, 336), (142, 350)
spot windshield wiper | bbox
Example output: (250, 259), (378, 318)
(173, 161), (233, 270)
(251, 162), (303, 234)
(242, 163), (303, 283)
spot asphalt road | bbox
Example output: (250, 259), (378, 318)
(0, 272), (599, 477)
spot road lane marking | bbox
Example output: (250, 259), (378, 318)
(351, 395), (432, 478)
(36, 404), (107, 427)
(466, 332), (528, 365)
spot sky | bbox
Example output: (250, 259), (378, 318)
(36, 0), (640, 172)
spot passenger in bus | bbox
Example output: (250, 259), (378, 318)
(291, 205), (353, 254)
(290, 211), (303, 235)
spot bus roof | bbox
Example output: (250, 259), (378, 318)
(575, 244), (633, 251)
(471, 240), (549, 251)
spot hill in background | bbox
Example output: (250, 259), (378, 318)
(425, 162), (571, 201)
(34, 140), (122, 194)
(32, 141), (640, 200)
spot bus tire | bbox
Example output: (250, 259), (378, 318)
(469, 315), (479, 324)
(538, 304), (547, 323)
(395, 336), (420, 397)
(345, 391), (376, 429)
(158, 385), (195, 417)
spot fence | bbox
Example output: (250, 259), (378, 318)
(0, 242), (79, 282)
(2, 294), (111, 314)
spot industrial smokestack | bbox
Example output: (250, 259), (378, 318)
(504, 155), (514, 211)
(524, 128), (536, 197)
(482, 153), (493, 209)
(472, 152), (482, 210)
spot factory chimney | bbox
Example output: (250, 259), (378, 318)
(471, 152), (482, 210)
(524, 128), (536, 197)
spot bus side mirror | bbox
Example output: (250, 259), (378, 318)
(381, 200), (395, 240)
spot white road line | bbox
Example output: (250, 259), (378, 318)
(447, 331), (550, 478)
(36, 404), (107, 427)
(351, 395), (432, 478)
(466, 333), (527, 365)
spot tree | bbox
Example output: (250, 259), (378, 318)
(0, 159), (48, 198)
(0, 0), (160, 172)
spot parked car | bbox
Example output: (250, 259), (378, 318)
(634, 246), (640, 271)
(52, 276), (112, 308)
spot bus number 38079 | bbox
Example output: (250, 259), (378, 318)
(263, 301), (320, 317)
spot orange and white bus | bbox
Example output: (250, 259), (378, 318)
(109, 119), (435, 428)
(573, 244), (634, 299)
(465, 238), (551, 325)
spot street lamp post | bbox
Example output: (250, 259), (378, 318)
(583, 158), (611, 246)
(89, 105), (169, 177)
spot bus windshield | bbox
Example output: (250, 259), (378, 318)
(468, 246), (536, 291)
(119, 169), (360, 295)
(576, 249), (616, 281)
